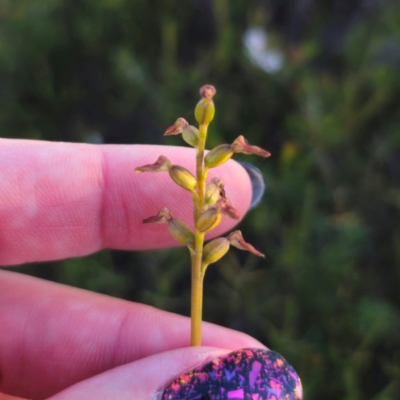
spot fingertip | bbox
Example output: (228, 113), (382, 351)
(47, 347), (302, 400)
(47, 347), (231, 400)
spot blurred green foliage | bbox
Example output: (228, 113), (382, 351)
(2, 0), (400, 398)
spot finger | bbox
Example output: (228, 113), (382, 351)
(0, 139), (252, 266)
(48, 347), (230, 400)
(47, 347), (302, 400)
(0, 271), (265, 399)
(0, 394), (27, 400)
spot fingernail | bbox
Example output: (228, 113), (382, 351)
(161, 348), (302, 400)
(238, 162), (266, 210)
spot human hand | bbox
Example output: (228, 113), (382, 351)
(0, 139), (301, 399)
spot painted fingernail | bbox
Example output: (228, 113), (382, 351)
(162, 348), (302, 400)
(238, 162), (266, 209)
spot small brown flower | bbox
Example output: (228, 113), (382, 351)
(227, 230), (265, 257)
(135, 155), (171, 173)
(231, 135), (271, 158)
(142, 207), (172, 224)
(164, 117), (189, 136)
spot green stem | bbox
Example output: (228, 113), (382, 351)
(191, 123), (209, 346)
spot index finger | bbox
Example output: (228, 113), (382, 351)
(0, 139), (252, 266)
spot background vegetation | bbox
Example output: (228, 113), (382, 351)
(1, 0), (400, 398)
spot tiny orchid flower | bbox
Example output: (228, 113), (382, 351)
(136, 85), (269, 346)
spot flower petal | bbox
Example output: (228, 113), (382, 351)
(227, 230), (265, 257)
(142, 207), (172, 224)
(164, 117), (189, 136)
(135, 155), (171, 173)
(231, 135), (271, 158)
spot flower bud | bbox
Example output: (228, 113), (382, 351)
(202, 237), (230, 266)
(199, 85), (216, 99)
(143, 209), (195, 249)
(194, 85), (216, 126)
(195, 99), (215, 125)
(204, 144), (234, 168)
(205, 182), (220, 207)
(227, 230), (265, 257)
(169, 166), (197, 191)
(164, 118), (199, 147)
(168, 218), (194, 248)
(182, 125), (199, 147)
(196, 208), (222, 232)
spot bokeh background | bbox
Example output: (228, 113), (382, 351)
(2, 0), (400, 398)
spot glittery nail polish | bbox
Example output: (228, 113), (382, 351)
(162, 348), (302, 399)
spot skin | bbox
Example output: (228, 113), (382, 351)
(0, 139), (265, 400)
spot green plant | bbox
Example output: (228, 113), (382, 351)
(135, 85), (270, 345)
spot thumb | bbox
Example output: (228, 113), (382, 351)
(47, 347), (302, 400)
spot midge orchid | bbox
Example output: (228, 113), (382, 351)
(135, 85), (270, 346)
